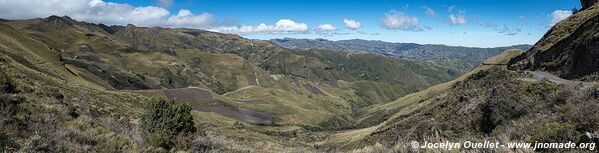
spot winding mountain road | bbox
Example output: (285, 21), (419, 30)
(526, 71), (596, 88)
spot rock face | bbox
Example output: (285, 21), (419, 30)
(508, 3), (599, 80)
(582, 0), (599, 9)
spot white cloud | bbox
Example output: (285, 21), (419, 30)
(479, 21), (497, 28)
(274, 19), (308, 32)
(315, 24), (337, 33)
(166, 9), (213, 28)
(381, 11), (421, 31)
(518, 16), (526, 20)
(550, 10), (572, 26)
(0, 0), (214, 28)
(449, 14), (467, 25)
(517, 16), (528, 24)
(210, 19), (309, 34)
(343, 18), (361, 30)
(357, 31), (379, 35)
(424, 7), (436, 17)
(448, 5), (456, 11)
(157, 0), (173, 8)
(446, 6), (467, 26)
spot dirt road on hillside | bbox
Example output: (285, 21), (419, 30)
(526, 71), (595, 88)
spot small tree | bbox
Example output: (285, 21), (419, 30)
(141, 97), (196, 134)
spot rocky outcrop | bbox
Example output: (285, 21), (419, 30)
(582, 0), (599, 9)
(43, 15), (76, 26)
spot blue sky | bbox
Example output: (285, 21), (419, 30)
(0, 0), (581, 47)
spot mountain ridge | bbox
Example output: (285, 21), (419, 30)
(271, 38), (532, 73)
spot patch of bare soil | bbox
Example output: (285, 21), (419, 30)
(163, 87), (214, 102)
(198, 105), (273, 125)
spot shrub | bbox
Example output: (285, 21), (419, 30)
(0, 130), (19, 152)
(147, 133), (173, 150)
(564, 98), (599, 132)
(526, 122), (578, 144)
(140, 97), (196, 150)
(0, 94), (25, 109)
(0, 73), (17, 94)
(19, 132), (49, 153)
(141, 97), (196, 134)
(465, 69), (491, 81)
(191, 136), (214, 153)
(349, 143), (395, 153)
(66, 106), (79, 118)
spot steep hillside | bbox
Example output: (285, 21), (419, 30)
(271, 38), (531, 73)
(509, 3), (599, 81)
(6, 16), (286, 92)
(0, 20), (154, 152)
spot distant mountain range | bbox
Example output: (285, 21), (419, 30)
(271, 38), (532, 72)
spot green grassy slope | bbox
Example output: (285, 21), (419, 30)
(0, 21), (153, 152)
